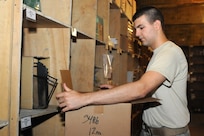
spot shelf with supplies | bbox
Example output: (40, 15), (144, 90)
(188, 46), (204, 82)
(19, 106), (59, 132)
(20, 0), (72, 135)
(96, 39), (106, 46)
(23, 4), (70, 28)
(110, 0), (136, 21)
(181, 45), (204, 113)
(19, 105), (58, 120)
(2, 0), (137, 135)
(71, 28), (106, 45)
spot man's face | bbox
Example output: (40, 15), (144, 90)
(134, 15), (157, 47)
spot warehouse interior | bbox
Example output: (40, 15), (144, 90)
(1, 0), (204, 136)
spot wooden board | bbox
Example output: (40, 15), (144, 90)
(40, 0), (72, 26)
(0, 0), (22, 135)
(70, 39), (95, 92)
(23, 27), (70, 136)
(109, 9), (121, 47)
(72, 0), (97, 38)
(97, 0), (110, 44)
(23, 23), (70, 136)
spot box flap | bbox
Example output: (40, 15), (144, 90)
(60, 70), (73, 89)
(131, 97), (160, 105)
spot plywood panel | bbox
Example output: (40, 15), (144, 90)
(0, 0), (22, 135)
(9, 0), (22, 134)
(23, 28), (70, 136)
(97, 0), (110, 44)
(40, 0), (72, 26)
(121, 17), (129, 35)
(109, 9), (121, 47)
(70, 39), (96, 92)
(119, 53), (129, 85)
(0, 0), (12, 127)
(120, 35), (128, 51)
(72, 0), (97, 38)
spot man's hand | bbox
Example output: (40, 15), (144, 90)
(56, 83), (86, 112)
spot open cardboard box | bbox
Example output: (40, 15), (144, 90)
(60, 70), (159, 136)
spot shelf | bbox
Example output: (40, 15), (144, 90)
(96, 39), (106, 45)
(77, 31), (93, 39)
(71, 29), (106, 45)
(19, 105), (58, 120)
(0, 120), (8, 129)
(23, 4), (70, 28)
(190, 62), (204, 65)
(110, 1), (131, 21)
(71, 28), (94, 40)
(189, 70), (204, 74)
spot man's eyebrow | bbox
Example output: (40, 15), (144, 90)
(136, 24), (143, 28)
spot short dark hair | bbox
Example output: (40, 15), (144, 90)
(132, 6), (165, 30)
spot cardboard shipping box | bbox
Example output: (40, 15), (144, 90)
(66, 103), (131, 136)
(65, 98), (159, 136)
(60, 70), (159, 136)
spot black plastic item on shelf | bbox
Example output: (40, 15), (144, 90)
(33, 57), (58, 109)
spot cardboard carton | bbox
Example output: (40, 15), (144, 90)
(60, 70), (159, 136)
(66, 103), (131, 136)
(65, 98), (159, 136)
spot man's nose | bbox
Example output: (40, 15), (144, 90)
(135, 30), (140, 37)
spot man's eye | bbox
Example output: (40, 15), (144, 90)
(139, 26), (144, 30)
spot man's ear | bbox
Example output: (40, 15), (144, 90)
(154, 20), (161, 30)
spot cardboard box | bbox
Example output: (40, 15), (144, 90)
(60, 70), (73, 89)
(66, 104), (131, 136)
(60, 70), (159, 136)
(65, 98), (158, 136)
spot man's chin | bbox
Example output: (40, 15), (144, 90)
(141, 43), (149, 47)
